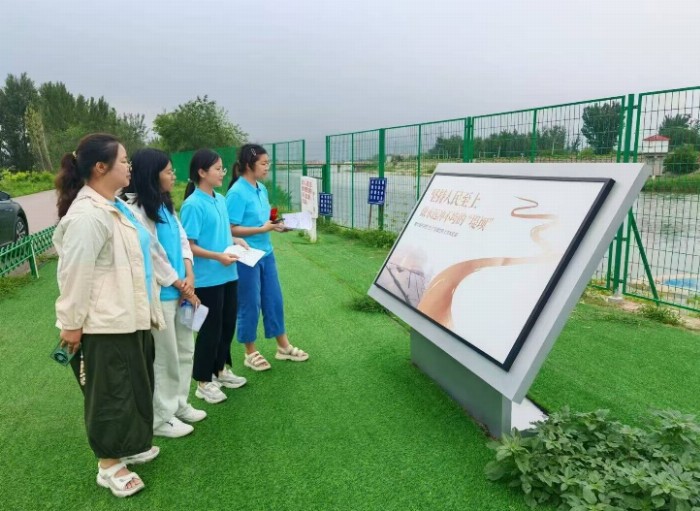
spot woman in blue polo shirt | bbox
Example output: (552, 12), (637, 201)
(181, 149), (248, 404)
(225, 144), (309, 371)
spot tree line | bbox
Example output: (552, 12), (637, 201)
(426, 103), (700, 166)
(0, 73), (246, 172)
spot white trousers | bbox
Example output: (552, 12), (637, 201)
(152, 299), (195, 428)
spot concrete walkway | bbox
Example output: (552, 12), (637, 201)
(14, 190), (58, 234)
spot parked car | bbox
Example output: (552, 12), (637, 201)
(0, 191), (29, 247)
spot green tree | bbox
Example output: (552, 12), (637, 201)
(581, 102), (622, 155)
(25, 104), (52, 171)
(0, 73), (38, 170)
(537, 125), (567, 155)
(663, 144), (699, 174)
(115, 113), (147, 154)
(658, 114), (699, 150)
(35, 81), (147, 164)
(153, 96), (247, 153)
(427, 135), (463, 159)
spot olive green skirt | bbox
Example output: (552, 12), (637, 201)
(70, 330), (154, 459)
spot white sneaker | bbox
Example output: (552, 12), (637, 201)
(154, 417), (194, 438)
(176, 403), (207, 423)
(213, 367), (247, 389)
(195, 381), (227, 404)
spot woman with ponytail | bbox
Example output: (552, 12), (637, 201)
(53, 133), (189, 498)
(225, 144), (309, 372)
(180, 149), (247, 405)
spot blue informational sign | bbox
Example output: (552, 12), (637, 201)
(319, 192), (333, 217)
(368, 177), (387, 205)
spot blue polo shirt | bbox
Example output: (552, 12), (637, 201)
(113, 200), (153, 302)
(181, 188), (237, 288)
(155, 205), (186, 301)
(226, 179), (273, 254)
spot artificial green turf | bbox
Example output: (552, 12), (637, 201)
(0, 231), (697, 510)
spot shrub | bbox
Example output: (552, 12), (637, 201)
(577, 147), (596, 161)
(0, 170), (55, 197)
(664, 144), (700, 175)
(485, 408), (700, 510)
(638, 303), (682, 325)
(317, 221), (397, 249)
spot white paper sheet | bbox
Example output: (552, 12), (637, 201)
(224, 245), (267, 267)
(191, 304), (209, 332)
(281, 211), (313, 230)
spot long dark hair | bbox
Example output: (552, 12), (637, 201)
(121, 148), (173, 223)
(227, 143), (267, 191)
(55, 133), (121, 218)
(184, 148), (222, 200)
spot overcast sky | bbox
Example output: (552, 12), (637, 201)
(2, 0), (699, 158)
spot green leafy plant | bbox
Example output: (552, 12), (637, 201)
(485, 408), (700, 510)
(664, 144), (700, 175)
(638, 303), (682, 325)
(317, 221), (397, 249)
(0, 169), (55, 197)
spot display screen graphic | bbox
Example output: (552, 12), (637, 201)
(375, 173), (613, 369)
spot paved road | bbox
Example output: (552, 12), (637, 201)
(14, 190), (58, 234)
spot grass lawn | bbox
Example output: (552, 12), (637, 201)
(0, 230), (697, 510)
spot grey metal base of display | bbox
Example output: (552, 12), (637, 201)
(410, 330), (546, 438)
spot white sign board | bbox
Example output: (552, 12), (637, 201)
(300, 176), (319, 219)
(368, 163), (649, 402)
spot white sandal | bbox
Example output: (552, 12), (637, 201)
(275, 344), (309, 362)
(96, 462), (144, 498)
(121, 446), (160, 465)
(244, 351), (271, 371)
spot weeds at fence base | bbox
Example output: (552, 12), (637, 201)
(637, 303), (682, 325)
(318, 220), (397, 249)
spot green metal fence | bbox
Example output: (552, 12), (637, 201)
(262, 140), (305, 211)
(0, 225), (56, 278)
(623, 87), (700, 311)
(164, 87), (700, 313)
(322, 87), (700, 313)
(170, 146), (237, 194)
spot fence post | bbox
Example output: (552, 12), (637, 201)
(529, 108), (538, 162)
(378, 128), (386, 230)
(611, 94), (636, 299)
(302, 139), (307, 176)
(463, 117), (474, 163)
(351, 133), (355, 229)
(416, 124), (422, 200)
(271, 143), (278, 205)
(323, 136), (331, 194)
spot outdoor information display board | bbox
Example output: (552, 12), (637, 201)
(368, 163), (649, 436)
(300, 176), (319, 242)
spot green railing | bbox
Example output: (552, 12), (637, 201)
(321, 87), (700, 313)
(0, 225), (56, 278)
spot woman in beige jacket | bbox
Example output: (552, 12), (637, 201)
(53, 133), (192, 498)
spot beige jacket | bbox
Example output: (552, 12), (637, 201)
(53, 186), (178, 333)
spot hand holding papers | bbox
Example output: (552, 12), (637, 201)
(178, 302), (209, 332)
(281, 211), (312, 230)
(224, 244), (266, 267)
